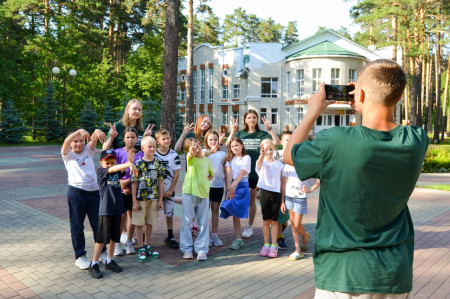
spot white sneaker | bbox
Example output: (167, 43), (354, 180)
(197, 252), (207, 261)
(183, 251), (193, 259)
(120, 233), (128, 244)
(210, 234), (223, 247)
(242, 224), (253, 238)
(75, 255), (90, 270)
(132, 238), (137, 245)
(114, 243), (123, 256)
(126, 241), (136, 255)
(99, 251), (108, 264)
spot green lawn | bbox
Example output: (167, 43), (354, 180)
(418, 184), (450, 192)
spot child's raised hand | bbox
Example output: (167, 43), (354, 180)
(218, 132), (226, 144)
(231, 117), (238, 132)
(211, 142), (219, 154)
(127, 149), (135, 164)
(78, 129), (91, 141)
(94, 129), (107, 143)
(261, 115), (272, 131)
(107, 122), (118, 140)
(129, 164), (138, 177)
(144, 123), (154, 137)
(260, 147), (265, 156)
(183, 123), (195, 135)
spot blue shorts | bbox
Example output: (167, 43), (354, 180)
(285, 196), (307, 215)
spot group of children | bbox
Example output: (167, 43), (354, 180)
(62, 122), (318, 279)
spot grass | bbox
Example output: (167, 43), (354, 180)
(422, 145), (450, 173)
(419, 184), (450, 192)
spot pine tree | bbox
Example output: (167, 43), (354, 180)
(78, 99), (98, 134)
(0, 98), (28, 144)
(35, 82), (63, 141)
(101, 99), (116, 133)
(142, 97), (161, 130)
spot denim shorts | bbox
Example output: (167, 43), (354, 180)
(285, 196), (307, 215)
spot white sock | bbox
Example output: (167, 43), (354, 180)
(91, 261), (99, 266)
(106, 257), (112, 264)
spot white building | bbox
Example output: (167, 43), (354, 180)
(178, 30), (384, 135)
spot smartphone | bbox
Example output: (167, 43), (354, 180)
(325, 84), (355, 102)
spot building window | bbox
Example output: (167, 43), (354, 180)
(349, 69), (357, 83)
(285, 108), (290, 126)
(222, 85), (228, 100)
(286, 72), (291, 98)
(260, 108), (267, 124)
(233, 84), (240, 99)
(296, 107), (303, 123)
(296, 70), (304, 97)
(193, 69), (197, 104)
(232, 110), (239, 123)
(221, 111), (228, 125)
(327, 115), (333, 126)
(331, 68), (340, 85)
(193, 111), (197, 123)
(271, 108), (278, 125)
(312, 68), (322, 93)
(208, 67), (214, 103)
(316, 115), (322, 125)
(261, 77), (278, 98)
(208, 111), (213, 123)
(200, 68), (205, 103)
(180, 88), (186, 102)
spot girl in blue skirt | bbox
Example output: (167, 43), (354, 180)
(220, 137), (251, 250)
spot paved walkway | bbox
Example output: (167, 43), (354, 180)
(0, 146), (448, 299)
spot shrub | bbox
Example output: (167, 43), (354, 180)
(422, 145), (450, 173)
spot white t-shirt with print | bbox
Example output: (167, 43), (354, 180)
(256, 160), (284, 193)
(282, 164), (316, 198)
(62, 145), (98, 191)
(225, 155), (251, 180)
(204, 150), (226, 188)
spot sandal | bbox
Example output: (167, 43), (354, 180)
(301, 232), (309, 251)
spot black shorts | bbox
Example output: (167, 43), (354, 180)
(248, 178), (258, 189)
(259, 189), (282, 221)
(96, 215), (122, 244)
(209, 187), (224, 203)
(122, 194), (133, 211)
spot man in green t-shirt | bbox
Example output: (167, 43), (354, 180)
(284, 59), (428, 297)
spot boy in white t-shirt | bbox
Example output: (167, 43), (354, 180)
(61, 128), (107, 270)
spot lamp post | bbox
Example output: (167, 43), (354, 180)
(52, 67), (77, 136)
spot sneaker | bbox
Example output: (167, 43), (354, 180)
(242, 224), (253, 238)
(268, 246), (278, 258)
(114, 243), (123, 256)
(164, 237), (179, 249)
(191, 222), (199, 236)
(137, 248), (147, 263)
(289, 251), (304, 261)
(88, 263), (103, 279)
(75, 255), (90, 270)
(197, 252), (207, 261)
(210, 234), (223, 247)
(277, 237), (287, 250)
(99, 251), (108, 264)
(132, 238), (137, 245)
(146, 245), (160, 258)
(259, 245), (270, 257)
(183, 251), (194, 259)
(230, 239), (244, 250)
(120, 233), (128, 244)
(126, 241), (136, 255)
(105, 259), (123, 273)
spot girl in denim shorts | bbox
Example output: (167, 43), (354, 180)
(281, 163), (320, 260)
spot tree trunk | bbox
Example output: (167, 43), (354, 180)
(425, 52), (431, 132)
(433, 44), (441, 143)
(410, 57), (422, 126)
(161, 0), (181, 146)
(44, 0), (50, 35)
(185, 0), (194, 124)
(442, 60), (449, 140)
(109, 0), (115, 58)
(391, 15), (397, 61)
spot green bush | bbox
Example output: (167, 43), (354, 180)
(422, 145), (450, 173)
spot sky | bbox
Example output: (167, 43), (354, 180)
(197, 0), (360, 40)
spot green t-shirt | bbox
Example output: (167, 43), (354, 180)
(234, 130), (271, 179)
(291, 125), (428, 294)
(182, 155), (214, 198)
(108, 121), (145, 150)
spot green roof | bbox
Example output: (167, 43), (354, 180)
(286, 41), (365, 59)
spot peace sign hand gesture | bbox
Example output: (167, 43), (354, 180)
(107, 122), (118, 140)
(144, 123), (154, 137)
(261, 115), (272, 131)
(231, 117), (238, 133)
